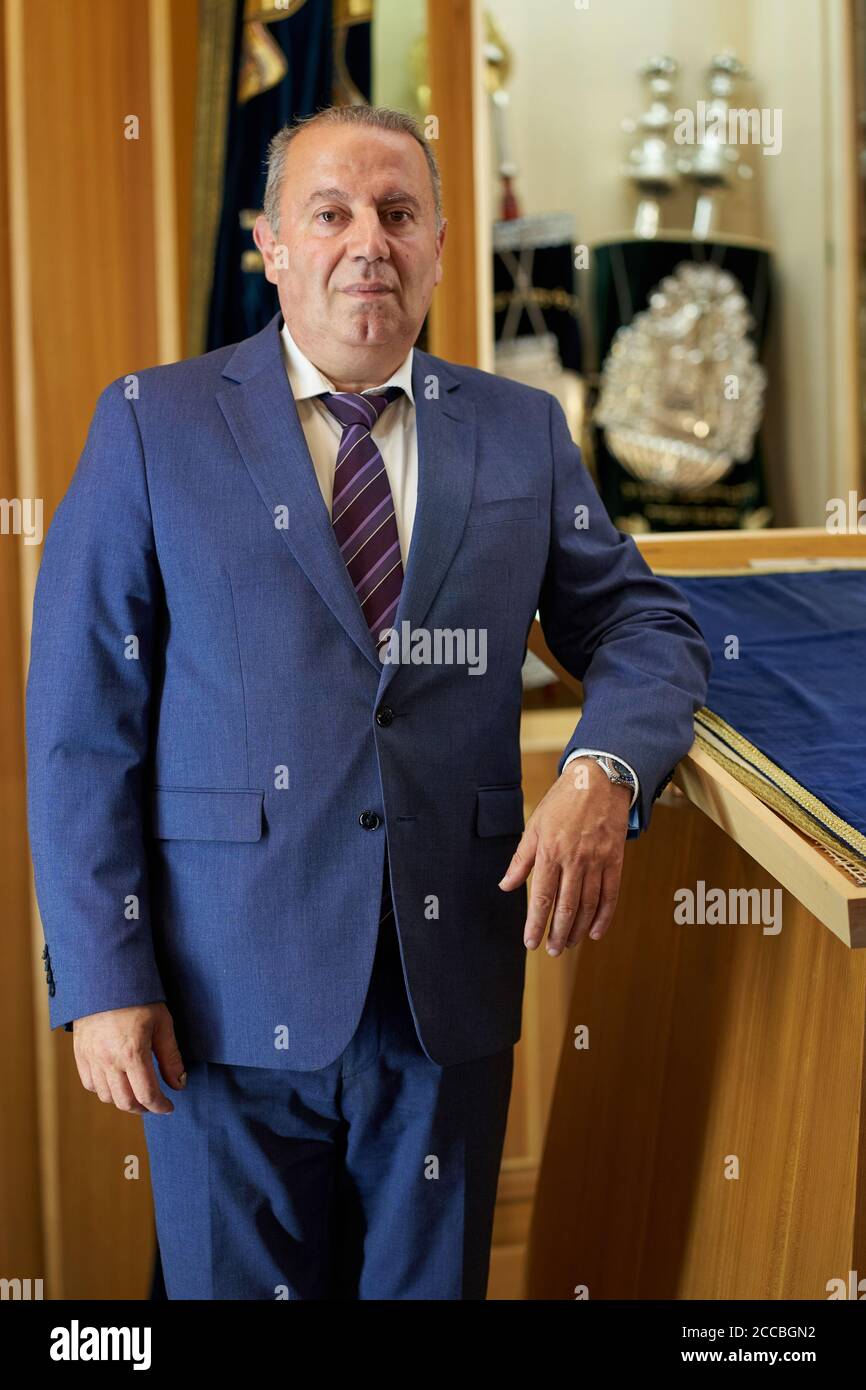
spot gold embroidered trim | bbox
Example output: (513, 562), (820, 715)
(694, 707), (866, 863)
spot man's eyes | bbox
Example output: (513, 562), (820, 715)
(315, 209), (413, 224)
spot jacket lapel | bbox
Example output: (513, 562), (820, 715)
(376, 349), (476, 701)
(216, 313), (477, 688)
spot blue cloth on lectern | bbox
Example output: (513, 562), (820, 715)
(669, 570), (866, 841)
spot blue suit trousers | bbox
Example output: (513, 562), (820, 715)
(141, 897), (515, 1300)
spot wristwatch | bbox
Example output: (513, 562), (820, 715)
(573, 752), (636, 795)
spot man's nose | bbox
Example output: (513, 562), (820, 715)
(346, 210), (390, 261)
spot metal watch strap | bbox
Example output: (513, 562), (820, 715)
(578, 752), (636, 790)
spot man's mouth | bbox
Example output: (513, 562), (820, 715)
(342, 284), (393, 297)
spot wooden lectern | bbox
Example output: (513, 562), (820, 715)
(523, 528), (866, 1300)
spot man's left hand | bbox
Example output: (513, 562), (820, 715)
(498, 758), (631, 955)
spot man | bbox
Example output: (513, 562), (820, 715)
(26, 105), (711, 1300)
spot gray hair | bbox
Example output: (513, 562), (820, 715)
(262, 105), (442, 238)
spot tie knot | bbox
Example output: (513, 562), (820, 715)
(319, 386), (402, 432)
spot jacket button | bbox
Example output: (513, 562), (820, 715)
(359, 810), (381, 830)
(375, 705), (394, 727)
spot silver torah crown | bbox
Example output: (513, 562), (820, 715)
(595, 261), (766, 493)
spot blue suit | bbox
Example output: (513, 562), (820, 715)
(26, 309), (710, 1297)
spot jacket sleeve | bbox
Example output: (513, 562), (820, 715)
(25, 379), (167, 1029)
(537, 393), (712, 835)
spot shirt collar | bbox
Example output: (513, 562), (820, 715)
(280, 319), (415, 406)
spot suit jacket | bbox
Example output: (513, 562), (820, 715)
(25, 310), (711, 1069)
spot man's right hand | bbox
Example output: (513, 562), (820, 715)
(71, 1003), (187, 1115)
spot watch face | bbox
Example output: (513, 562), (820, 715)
(602, 756), (634, 787)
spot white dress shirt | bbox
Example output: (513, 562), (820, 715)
(279, 319), (639, 817)
(280, 320), (417, 567)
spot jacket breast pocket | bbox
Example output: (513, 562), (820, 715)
(464, 496), (538, 529)
(476, 784), (525, 837)
(150, 787), (265, 842)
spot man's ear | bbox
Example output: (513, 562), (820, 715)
(253, 213), (279, 286)
(434, 217), (447, 286)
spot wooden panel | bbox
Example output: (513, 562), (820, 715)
(23, 0), (159, 514)
(675, 744), (866, 949)
(8, 0), (165, 1299)
(489, 712), (583, 1299)
(634, 525), (866, 571)
(0, 0), (43, 1285)
(425, 0), (478, 365)
(526, 801), (866, 1298)
(168, 0), (199, 361)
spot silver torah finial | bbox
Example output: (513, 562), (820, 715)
(621, 56), (682, 239)
(680, 50), (755, 239)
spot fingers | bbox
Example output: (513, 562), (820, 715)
(550, 869), (599, 955)
(524, 858), (560, 949)
(87, 1063), (113, 1106)
(85, 1057), (171, 1116)
(126, 1054), (175, 1115)
(574, 860), (622, 945)
(104, 1068), (147, 1115)
(567, 861), (625, 950)
(151, 1012), (188, 1093)
(499, 828), (537, 891)
(524, 855), (623, 954)
(73, 1041), (94, 1094)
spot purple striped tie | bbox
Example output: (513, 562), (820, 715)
(319, 387), (404, 647)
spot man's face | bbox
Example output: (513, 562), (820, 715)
(254, 123), (446, 383)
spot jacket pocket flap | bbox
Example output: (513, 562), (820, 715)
(151, 787), (264, 842)
(476, 784), (525, 837)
